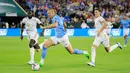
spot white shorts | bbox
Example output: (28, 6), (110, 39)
(26, 31), (39, 44)
(93, 32), (109, 47)
(104, 29), (111, 35)
(123, 28), (129, 36)
(50, 34), (70, 47)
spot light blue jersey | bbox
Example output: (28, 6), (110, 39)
(51, 14), (66, 38)
(120, 19), (130, 28)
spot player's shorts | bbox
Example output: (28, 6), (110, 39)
(104, 29), (111, 35)
(26, 31), (39, 44)
(50, 34), (70, 47)
(123, 28), (129, 36)
(93, 32), (109, 47)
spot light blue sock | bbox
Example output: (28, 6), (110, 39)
(74, 49), (83, 54)
(41, 46), (47, 59)
(125, 37), (128, 45)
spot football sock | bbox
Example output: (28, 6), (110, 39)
(41, 46), (47, 59)
(39, 42), (44, 50)
(73, 49), (83, 54)
(109, 44), (118, 52)
(91, 47), (96, 63)
(124, 37), (128, 45)
(30, 47), (34, 62)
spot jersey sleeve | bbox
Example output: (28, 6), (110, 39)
(21, 18), (26, 24)
(53, 16), (58, 23)
(35, 18), (42, 24)
(99, 17), (105, 22)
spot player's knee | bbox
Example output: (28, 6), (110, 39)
(105, 47), (110, 53)
(42, 43), (48, 48)
(29, 39), (36, 48)
(34, 44), (40, 49)
(69, 51), (74, 54)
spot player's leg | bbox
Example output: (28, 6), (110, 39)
(65, 44), (90, 59)
(123, 28), (129, 47)
(28, 39), (36, 65)
(33, 33), (41, 52)
(103, 34), (122, 53)
(27, 32), (39, 65)
(39, 37), (59, 67)
(87, 37), (101, 67)
(59, 34), (90, 59)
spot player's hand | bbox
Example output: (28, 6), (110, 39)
(96, 30), (101, 36)
(42, 26), (47, 29)
(20, 35), (23, 40)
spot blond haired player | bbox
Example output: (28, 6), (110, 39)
(38, 9), (90, 67)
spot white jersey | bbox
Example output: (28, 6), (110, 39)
(94, 16), (105, 32)
(21, 17), (41, 32)
(106, 21), (113, 29)
(93, 16), (109, 47)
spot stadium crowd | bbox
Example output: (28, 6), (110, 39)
(0, 0), (130, 28)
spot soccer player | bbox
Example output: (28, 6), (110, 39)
(119, 14), (130, 47)
(87, 9), (122, 67)
(20, 11), (44, 65)
(39, 9), (90, 67)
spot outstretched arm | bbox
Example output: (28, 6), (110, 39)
(97, 20), (108, 36)
(42, 22), (58, 29)
(64, 22), (67, 31)
(20, 23), (25, 40)
(40, 23), (45, 36)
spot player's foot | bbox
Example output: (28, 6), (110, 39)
(27, 60), (34, 65)
(87, 62), (95, 67)
(123, 45), (127, 47)
(39, 59), (44, 68)
(39, 62), (43, 68)
(83, 51), (90, 59)
(117, 42), (123, 49)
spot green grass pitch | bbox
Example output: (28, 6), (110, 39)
(0, 36), (130, 73)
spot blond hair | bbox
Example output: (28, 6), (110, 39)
(47, 9), (57, 14)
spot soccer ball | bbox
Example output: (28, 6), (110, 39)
(32, 63), (40, 71)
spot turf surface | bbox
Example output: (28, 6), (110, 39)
(0, 37), (130, 73)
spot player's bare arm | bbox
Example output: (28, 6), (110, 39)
(40, 23), (45, 36)
(20, 23), (25, 40)
(64, 22), (67, 31)
(97, 20), (108, 36)
(42, 22), (58, 29)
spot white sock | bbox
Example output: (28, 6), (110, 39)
(39, 42), (44, 50)
(109, 44), (118, 52)
(91, 47), (96, 63)
(30, 47), (34, 62)
(40, 58), (44, 64)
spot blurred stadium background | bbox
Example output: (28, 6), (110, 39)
(0, 0), (130, 73)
